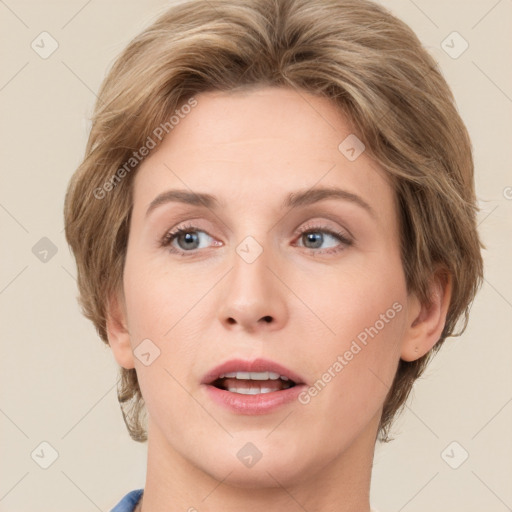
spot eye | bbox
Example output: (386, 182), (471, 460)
(159, 222), (353, 256)
(160, 223), (219, 253)
(295, 223), (353, 254)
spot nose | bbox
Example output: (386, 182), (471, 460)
(217, 242), (288, 333)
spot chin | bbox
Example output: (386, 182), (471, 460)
(197, 446), (311, 490)
(216, 464), (304, 490)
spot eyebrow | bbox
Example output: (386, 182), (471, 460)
(145, 186), (375, 218)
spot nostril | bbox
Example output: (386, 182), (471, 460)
(262, 316), (272, 323)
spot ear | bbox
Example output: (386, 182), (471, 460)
(401, 269), (453, 362)
(105, 289), (135, 369)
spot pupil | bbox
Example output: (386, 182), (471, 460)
(180, 232), (199, 249)
(305, 232), (322, 248)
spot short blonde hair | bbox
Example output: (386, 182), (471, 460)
(64, 0), (484, 442)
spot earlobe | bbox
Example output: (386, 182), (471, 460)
(401, 270), (453, 362)
(105, 290), (135, 369)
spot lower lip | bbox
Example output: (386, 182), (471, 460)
(203, 384), (307, 415)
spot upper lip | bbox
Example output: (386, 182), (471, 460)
(201, 358), (306, 385)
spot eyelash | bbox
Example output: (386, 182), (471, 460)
(159, 222), (353, 255)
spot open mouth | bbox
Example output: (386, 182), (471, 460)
(203, 361), (306, 413)
(210, 371), (296, 395)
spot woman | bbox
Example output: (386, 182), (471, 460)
(63, 0), (483, 510)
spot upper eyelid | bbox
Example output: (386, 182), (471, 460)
(153, 203), (360, 236)
(298, 220), (353, 239)
(165, 222), (348, 237)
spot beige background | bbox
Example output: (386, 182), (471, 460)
(0, 0), (511, 511)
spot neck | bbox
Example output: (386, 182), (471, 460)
(139, 415), (379, 512)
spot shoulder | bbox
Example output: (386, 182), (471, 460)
(110, 489), (144, 512)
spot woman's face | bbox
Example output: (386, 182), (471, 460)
(114, 86), (416, 487)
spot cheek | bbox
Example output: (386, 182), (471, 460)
(121, 249), (203, 384)
(304, 253), (407, 403)
(122, 247), (182, 337)
(121, 263), (199, 426)
(306, 248), (407, 340)
(318, 291), (405, 390)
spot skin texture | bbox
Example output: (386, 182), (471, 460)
(107, 86), (451, 512)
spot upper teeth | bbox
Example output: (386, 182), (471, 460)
(219, 371), (289, 381)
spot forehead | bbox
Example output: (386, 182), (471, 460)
(132, 86), (395, 221)
(154, 86), (363, 158)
